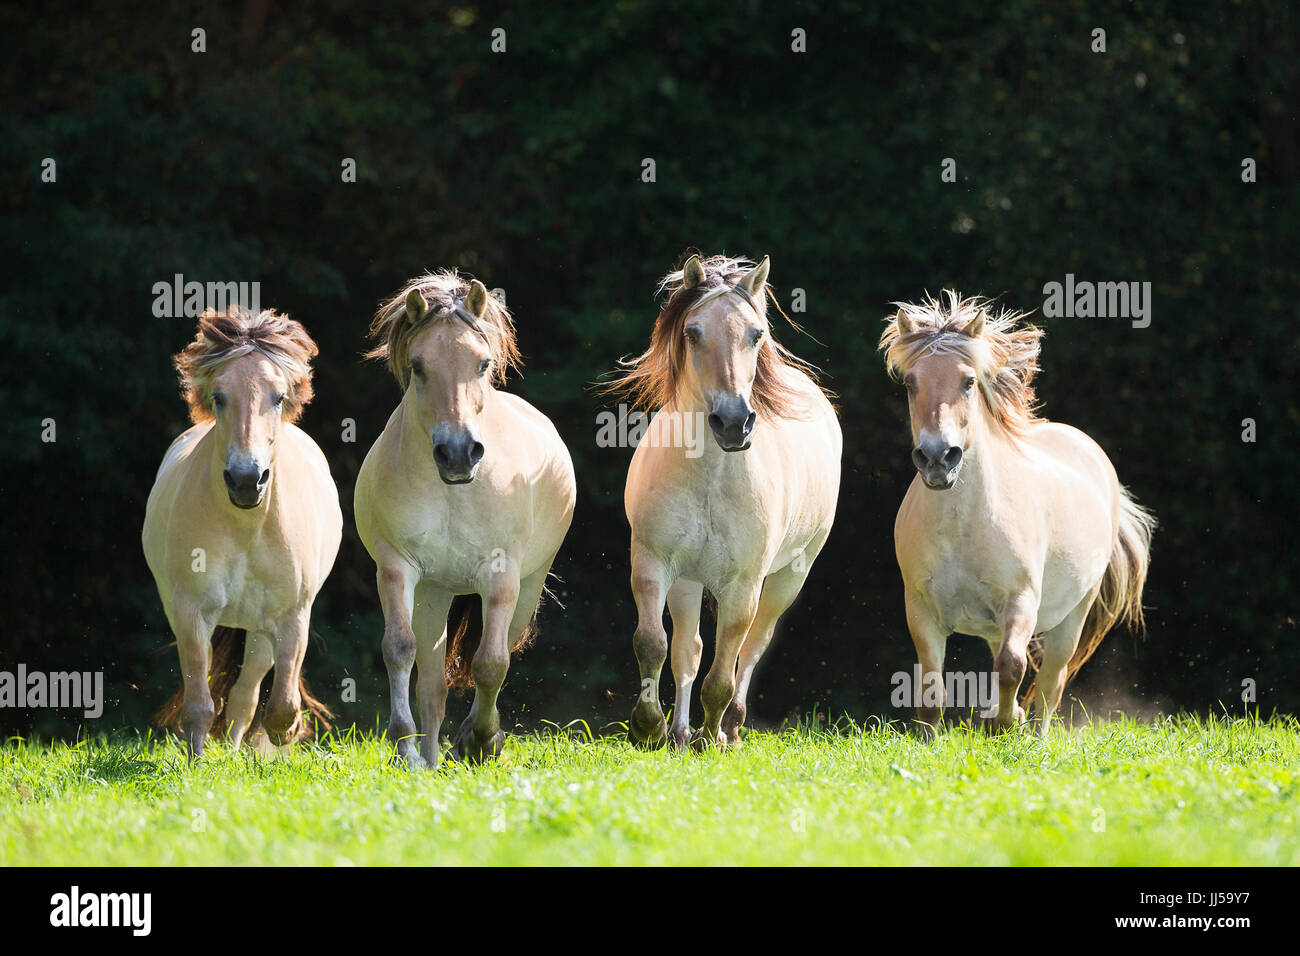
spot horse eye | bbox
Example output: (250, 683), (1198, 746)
(478, 359), (491, 376)
(750, 330), (763, 347)
(963, 376), (976, 392)
(212, 392), (226, 410)
(273, 392), (286, 407)
(684, 328), (700, 345)
(410, 361), (425, 380)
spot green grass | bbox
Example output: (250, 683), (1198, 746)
(2, 714), (1297, 865)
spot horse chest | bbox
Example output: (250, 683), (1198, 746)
(203, 546), (303, 629)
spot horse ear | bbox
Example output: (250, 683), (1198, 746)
(682, 255), (706, 289)
(404, 289), (428, 323)
(895, 308), (915, 334)
(964, 310), (986, 338)
(465, 279), (489, 318)
(740, 256), (770, 297)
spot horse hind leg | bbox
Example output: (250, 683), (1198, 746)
(264, 611), (311, 746)
(1028, 592), (1094, 737)
(224, 631), (274, 748)
(695, 581), (762, 750)
(665, 579), (704, 750)
(452, 561), (524, 764)
(413, 583), (453, 769)
(722, 557), (814, 747)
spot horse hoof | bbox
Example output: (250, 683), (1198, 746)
(390, 748), (428, 771)
(689, 728), (725, 752)
(628, 708), (667, 750)
(721, 700), (746, 745)
(452, 727), (504, 764)
(666, 726), (691, 751)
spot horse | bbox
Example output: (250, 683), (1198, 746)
(609, 254), (841, 750)
(354, 271), (575, 769)
(879, 291), (1155, 736)
(146, 307), (342, 759)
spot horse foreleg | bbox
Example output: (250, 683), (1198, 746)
(628, 547), (671, 749)
(904, 596), (948, 739)
(992, 591), (1039, 733)
(376, 551), (422, 768)
(265, 611), (309, 745)
(174, 605), (216, 760)
(695, 581), (761, 750)
(225, 630), (274, 748)
(666, 578), (704, 750)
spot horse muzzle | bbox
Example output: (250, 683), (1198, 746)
(432, 430), (484, 485)
(912, 443), (963, 490)
(224, 464), (269, 508)
(708, 396), (756, 452)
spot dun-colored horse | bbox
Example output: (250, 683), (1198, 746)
(611, 254), (841, 749)
(879, 292), (1154, 735)
(146, 308), (342, 758)
(355, 271), (575, 769)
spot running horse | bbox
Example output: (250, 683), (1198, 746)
(879, 291), (1155, 735)
(146, 307), (342, 758)
(355, 271), (575, 769)
(611, 254), (841, 749)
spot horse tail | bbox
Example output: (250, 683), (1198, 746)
(1023, 487), (1155, 705)
(445, 593), (540, 691)
(153, 625), (335, 740)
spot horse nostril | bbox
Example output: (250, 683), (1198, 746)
(258, 469), (270, 485)
(708, 413), (724, 434)
(433, 444), (451, 468)
(942, 446), (963, 470)
(223, 469), (236, 490)
(469, 442), (485, 465)
(743, 411), (756, 434)
(911, 448), (929, 471)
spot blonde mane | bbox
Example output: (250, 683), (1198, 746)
(878, 290), (1044, 437)
(603, 254), (828, 420)
(174, 307), (318, 424)
(367, 270), (521, 390)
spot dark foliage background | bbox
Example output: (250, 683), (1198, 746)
(1, 0), (1296, 738)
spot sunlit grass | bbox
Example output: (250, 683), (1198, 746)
(2, 714), (1296, 865)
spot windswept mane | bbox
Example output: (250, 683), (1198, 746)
(878, 290), (1044, 437)
(174, 307), (318, 424)
(603, 254), (828, 419)
(367, 270), (521, 390)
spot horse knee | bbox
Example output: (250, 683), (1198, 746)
(633, 623), (667, 669)
(995, 645), (1026, 689)
(471, 653), (509, 692)
(701, 673), (734, 716)
(382, 626), (416, 670)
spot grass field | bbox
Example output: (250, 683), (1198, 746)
(2, 714), (1296, 866)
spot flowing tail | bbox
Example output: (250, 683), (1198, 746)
(153, 626), (334, 741)
(1023, 487), (1155, 704)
